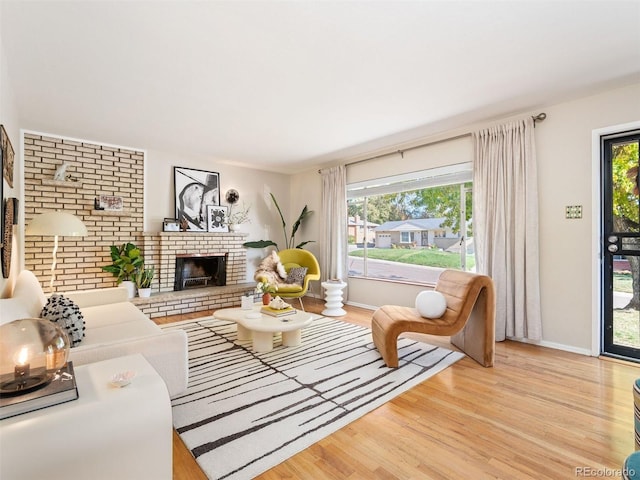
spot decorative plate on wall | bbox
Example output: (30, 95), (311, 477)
(2, 197), (14, 278)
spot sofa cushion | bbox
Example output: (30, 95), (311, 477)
(41, 294), (86, 347)
(0, 270), (47, 325)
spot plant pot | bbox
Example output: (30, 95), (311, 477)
(228, 223), (240, 232)
(262, 293), (271, 305)
(138, 287), (151, 298)
(121, 280), (136, 299)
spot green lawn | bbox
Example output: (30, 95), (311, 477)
(614, 308), (640, 348)
(614, 272), (633, 294)
(348, 247), (475, 270)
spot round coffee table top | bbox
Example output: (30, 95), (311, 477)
(215, 305), (313, 332)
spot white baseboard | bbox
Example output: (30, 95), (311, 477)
(506, 336), (593, 357)
(344, 301), (377, 311)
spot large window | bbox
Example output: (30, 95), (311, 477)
(347, 163), (473, 285)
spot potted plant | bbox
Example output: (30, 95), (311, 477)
(101, 242), (144, 298)
(256, 281), (277, 305)
(135, 267), (155, 298)
(227, 202), (251, 232)
(243, 193), (313, 250)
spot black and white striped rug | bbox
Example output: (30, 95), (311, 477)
(162, 314), (463, 480)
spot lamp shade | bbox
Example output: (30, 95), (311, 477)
(25, 211), (88, 237)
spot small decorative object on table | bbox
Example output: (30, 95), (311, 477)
(109, 370), (136, 388)
(261, 296), (296, 317)
(0, 362), (78, 420)
(0, 317), (77, 419)
(241, 293), (254, 310)
(256, 281), (277, 305)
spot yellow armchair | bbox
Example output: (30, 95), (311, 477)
(262, 249), (320, 311)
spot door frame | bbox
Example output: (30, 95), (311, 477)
(591, 120), (640, 356)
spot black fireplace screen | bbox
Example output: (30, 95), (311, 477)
(174, 254), (227, 291)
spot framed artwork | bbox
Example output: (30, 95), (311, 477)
(2, 197), (14, 278)
(162, 218), (180, 232)
(99, 195), (124, 211)
(207, 205), (228, 233)
(174, 167), (220, 232)
(1, 125), (14, 188)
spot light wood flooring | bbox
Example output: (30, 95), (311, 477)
(155, 298), (640, 480)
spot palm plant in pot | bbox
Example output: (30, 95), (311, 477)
(135, 267), (155, 298)
(101, 242), (144, 298)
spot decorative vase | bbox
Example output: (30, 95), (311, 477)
(228, 223), (239, 232)
(138, 287), (151, 298)
(262, 293), (271, 305)
(121, 280), (136, 299)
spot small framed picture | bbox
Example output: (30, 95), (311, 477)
(163, 218), (180, 232)
(99, 195), (124, 211)
(207, 205), (228, 232)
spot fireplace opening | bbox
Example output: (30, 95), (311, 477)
(174, 254), (227, 291)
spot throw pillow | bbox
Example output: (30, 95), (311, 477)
(285, 267), (308, 286)
(415, 290), (447, 319)
(40, 294), (86, 347)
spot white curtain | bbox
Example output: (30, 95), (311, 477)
(320, 166), (348, 293)
(473, 117), (542, 341)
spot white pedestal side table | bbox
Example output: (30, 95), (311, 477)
(321, 280), (347, 316)
(0, 354), (173, 480)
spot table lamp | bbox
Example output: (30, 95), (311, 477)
(25, 211), (88, 292)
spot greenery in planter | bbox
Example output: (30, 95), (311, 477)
(135, 267), (155, 289)
(101, 242), (144, 284)
(255, 281), (277, 295)
(243, 193), (313, 250)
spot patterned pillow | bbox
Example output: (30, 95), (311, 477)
(285, 267), (308, 286)
(40, 294), (85, 347)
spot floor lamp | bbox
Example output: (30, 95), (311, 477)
(25, 211), (88, 292)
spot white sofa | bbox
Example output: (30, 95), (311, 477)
(0, 270), (188, 398)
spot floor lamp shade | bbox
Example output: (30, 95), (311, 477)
(25, 211), (88, 237)
(25, 211), (88, 292)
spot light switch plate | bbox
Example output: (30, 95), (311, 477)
(566, 205), (582, 219)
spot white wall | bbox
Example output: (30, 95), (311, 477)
(536, 82), (640, 353)
(144, 149), (291, 282)
(0, 1), (21, 297)
(293, 81), (640, 354)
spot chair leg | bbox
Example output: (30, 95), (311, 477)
(371, 313), (399, 368)
(297, 297), (305, 311)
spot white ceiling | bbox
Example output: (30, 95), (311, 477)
(2, 1), (639, 173)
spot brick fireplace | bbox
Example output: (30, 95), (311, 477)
(142, 232), (248, 293)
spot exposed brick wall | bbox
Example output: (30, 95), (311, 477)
(23, 133), (144, 292)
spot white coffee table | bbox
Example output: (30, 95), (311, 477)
(215, 305), (313, 352)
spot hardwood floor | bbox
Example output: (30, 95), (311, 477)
(155, 298), (640, 480)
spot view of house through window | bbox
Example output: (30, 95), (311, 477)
(347, 163), (473, 285)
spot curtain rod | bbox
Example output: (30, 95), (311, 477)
(319, 112), (546, 173)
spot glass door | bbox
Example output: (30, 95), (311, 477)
(602, 131), (640, 360)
